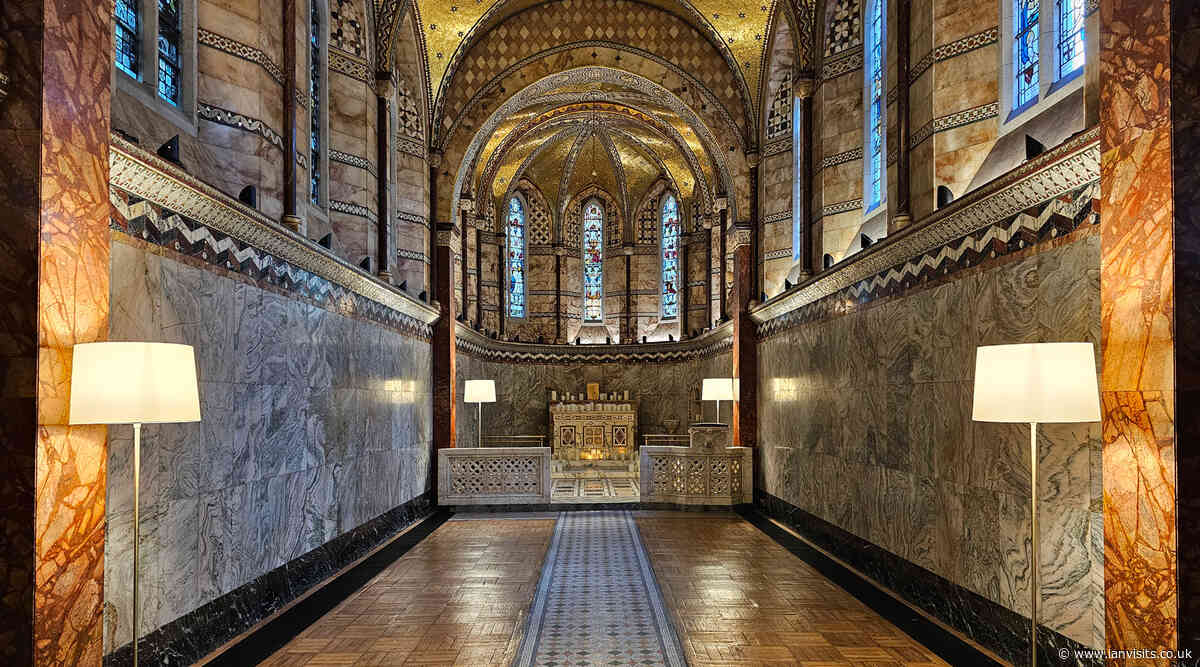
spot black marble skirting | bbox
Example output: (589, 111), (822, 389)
(104, 491), (436, 667)
(753, 491), (1102, 667)
(446, 501), (750, 513)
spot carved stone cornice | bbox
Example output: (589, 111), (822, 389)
(108, 134), (441, 327)
(454, 321), (733, 364)
(751, 127), (1101, 327)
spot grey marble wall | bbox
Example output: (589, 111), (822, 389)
(455, 351), (733, 447)
(105, 240), (433, 650)
(757, 234), (1103, 650)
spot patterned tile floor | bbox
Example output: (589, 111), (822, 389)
(264, 512), (948, 666)
(514, 511), (686, 667)
(635, 513), (949, 666)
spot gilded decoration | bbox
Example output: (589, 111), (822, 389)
(414, 0), (773, 110)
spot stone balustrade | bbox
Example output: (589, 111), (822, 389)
(639, 425), (753, 505)
(437, 447), (553, 505)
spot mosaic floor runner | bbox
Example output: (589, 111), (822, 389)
(514, 511), (686, 667)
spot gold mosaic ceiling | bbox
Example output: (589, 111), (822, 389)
(414, 0), (775, 108)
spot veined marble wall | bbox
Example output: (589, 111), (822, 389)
(455, 346), (732, 448)
(757, 231), (1103, 652)
(104, 238), (433, 655)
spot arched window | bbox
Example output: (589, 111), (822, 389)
(582, 199), (605, 323)
(507, 196), (527, 318)
(115, 0), (140, 78)
(864, 0), (886, 213)
(661, 194), (680, 320)
(1014, 0), (1040, 109)
(157, 0), (182, 105)
(1056, 0), (1085, 79)
(793, 98), (803, 261)
(310, 2), (323, 204)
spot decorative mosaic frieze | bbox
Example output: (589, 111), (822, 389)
(329, 50), (370, 82)
(764, 248), (793, 261)
(763, 210), (791, 225)
(330, 149), (376, 176)
(198, 102), (282, 149)
(455, 323), (732, 364)
(820, 199), (864, 218)
(110, 190), (434, 340)
(397, 248), (429, 264)
(330, 199), (378, 223)
(820, 48), (863, 81)
(911, 102), (1000, 149)
(911, 27), (1000, 83)
(108, 135), (439, 332)
(397, 210), (429, 228)
(197, 29), (283, 84)
(396, 135), (426, 158)
(753, 129), (1101, 336)
(762, 136), (793, 157)
(818, 147), (863, 171)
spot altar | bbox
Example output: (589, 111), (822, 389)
(550, 390), (637, 463)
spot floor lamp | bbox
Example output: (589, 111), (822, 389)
(69, 342), (202, 667)
(465, 379), (496, 448)
(702, 378), (737, 425)
(972, 343), (1100, 667)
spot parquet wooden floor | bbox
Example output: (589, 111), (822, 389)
(262, 517), (556, 667)
(634, 513), (948, 667)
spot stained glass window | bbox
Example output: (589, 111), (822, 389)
(157, 0), (181, 105)
(1057, 0), (1085, 78)
(1015, 0), (1040, 108)
(507, 196), (526, 318)
(661, 194), (680, 320)
(583, 199), (605, 323)
(115, 0), (140, 78)
(864, 0), (885, 213)
(793, 100), (804, 261)
(310, 4), (322, 204)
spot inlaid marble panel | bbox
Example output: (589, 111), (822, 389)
(758, 234), (1103, 656)
(105, 240), (433, 655)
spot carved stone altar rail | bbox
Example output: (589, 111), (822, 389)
(438, 447), (552, 505)
(639, 446), (753, 505)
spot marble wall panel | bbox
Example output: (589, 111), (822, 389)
(757, 235), (1102, 652)
(105, 239), (433, 654)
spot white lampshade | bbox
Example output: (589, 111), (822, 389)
(702, 378), (737, 402)
(69, 342), (202, 425)
(464, 379), (496, 404)
(972, 343), (1100, 423)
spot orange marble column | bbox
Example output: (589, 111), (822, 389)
(731, 224), (757, 448)
(1098, 0), (1180, 659)
(432, 229), (457, 454)
(0, 1), (112, 664)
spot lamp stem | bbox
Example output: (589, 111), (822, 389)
(716, 399), (721, 424)
(478, 402), (483, 448)
(1030, 421), (1039, 667)
(133, 421), (142, 667)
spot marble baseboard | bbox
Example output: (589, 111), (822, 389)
(754, 491), (1101, 667)
(103, 492), (434, 667)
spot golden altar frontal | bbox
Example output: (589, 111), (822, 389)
(550, 400), (637, 461)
